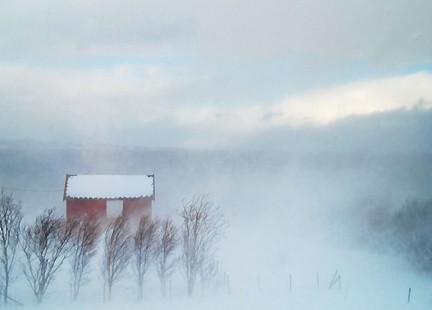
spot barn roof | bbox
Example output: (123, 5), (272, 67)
(64, 174), (155, 200)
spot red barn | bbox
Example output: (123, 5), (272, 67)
(64, 174), (155, 221)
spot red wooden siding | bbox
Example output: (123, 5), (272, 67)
(123, 198), (152, 218)
(66, 198), (152, 220)
(67, 199), (107, 219)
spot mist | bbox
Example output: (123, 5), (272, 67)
(0, 106), (431, 308)
(1, 0), (432, 306)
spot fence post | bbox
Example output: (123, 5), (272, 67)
(329, 270), (341, 290)
(316, 273), (320, 290)
(407, 287), (411, 303)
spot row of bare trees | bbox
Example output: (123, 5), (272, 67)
(99, 213), (179, 301)
(0, 189), (225, 304)
(102, 194), (226, 300)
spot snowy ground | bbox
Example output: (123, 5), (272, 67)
(9, 197), (432, 309)
(14, 255), (432, 310)
(8, 226), (432, 310)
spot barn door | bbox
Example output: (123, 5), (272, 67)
(107, 200), (123, 218)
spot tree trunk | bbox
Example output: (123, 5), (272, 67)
(187, 278), (194, 297)
(3, 273), (8, 304)
(37, 293), (43, 304)
(138, 279), (143, 300)
(108, 282), (112, 300)
(161, 275), (166, 298)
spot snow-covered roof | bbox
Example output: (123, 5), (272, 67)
(64, 174), (155, 200)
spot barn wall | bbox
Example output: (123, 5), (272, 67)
(66, 199), (107, 220)
(123, 198), (152, 219)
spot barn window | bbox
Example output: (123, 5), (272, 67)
(107, 200), (123, 218)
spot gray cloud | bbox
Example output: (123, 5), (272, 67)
(1, 0), (431, 67)
(236, 107), (432, 154)
(1, 0), (431, 148)
(0, 0), (196, 61)
(0, 62), (431, 148)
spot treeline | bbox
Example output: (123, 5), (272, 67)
(392, 199), (432, 271)
(0, 190), (226, 305)
(358, 198), (432, 272)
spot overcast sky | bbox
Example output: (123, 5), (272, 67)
(1, 0), (431, 149)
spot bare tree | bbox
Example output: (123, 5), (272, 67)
(155, 218), (178, 297)
(70, 215), (100, 301)
(133, 215), (158, 300)
(199, 258), (218, 290)
(180, 194), (226, 296)
(21, 208), (76, 303)
(0, 188), (23, 304)
(102, 213), (130, 301)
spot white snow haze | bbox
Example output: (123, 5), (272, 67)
(0, 0), (432, 309)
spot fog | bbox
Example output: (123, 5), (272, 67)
(2, 0), (431, 307)
(0, 107), (431, 308)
